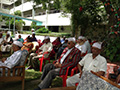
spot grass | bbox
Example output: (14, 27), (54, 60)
(20, 31), (71, 37)
(0, 65), (63, 90)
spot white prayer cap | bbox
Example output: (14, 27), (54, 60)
(13, 41), (23, 47)
(92, 42), (102, 49)
(31, 28), (35, 30)
(78, 36), (85, 40)
(44, 36), (50, 40)
(32, 32), (35, 34)
(68, 37), (76, 43)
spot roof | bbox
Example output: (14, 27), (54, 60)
(0, 12), (42, 23)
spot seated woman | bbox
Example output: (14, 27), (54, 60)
(1, 32), (13, 53)
(21, 37), (33, 53)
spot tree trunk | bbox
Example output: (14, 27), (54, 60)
(100, 0), (120, 32)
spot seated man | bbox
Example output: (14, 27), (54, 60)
(0, 32), (4, 58)
(34, 38), (81, 90)
(57, 38), (68, 59)
(0, 41), (23, 70)
(75, 36), (87, 57)
(1, 32), (13, 53)
(30, 32), (37, 42)
(28, 36), (53, 70)
(16, 34), (24, 43)
(108, 66), (120, 84)
(67, 42), (107, 86)
(116, 70), (120, 84)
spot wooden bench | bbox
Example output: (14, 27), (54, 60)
(42, 86), (76, 90)
(0, 50), (28, 90)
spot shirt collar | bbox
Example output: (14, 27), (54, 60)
(92, 54), (100, 60)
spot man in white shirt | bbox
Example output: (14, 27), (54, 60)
(28, 36), (53, 70)
(0, 41), (23, 70)
(84, 37), (91, 53)
(0, 32), (4, 58)
(75, 36), (87, 57)
(67, 42), (107, 86)
(0, 32), (3, 45)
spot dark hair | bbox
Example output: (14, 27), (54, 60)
(57, 37), (61, 42)
(27, 36), (32, 42)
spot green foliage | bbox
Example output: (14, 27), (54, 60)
(14, 10), (21, 16)
(103, 34), (120, 62)
(36, 27), (49, 33)
(30, 22), (37, 30)
(32, 0), (61, 10)
(3, 10), (25, 30)
(15, 20), (25, 30)
(0, 16), (2, 22)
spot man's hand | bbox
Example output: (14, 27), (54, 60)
(37, 52), (43, 55)
(54, 62), (62, 68)
(79, 71), (82, 78)
(1, 58), (7, 63)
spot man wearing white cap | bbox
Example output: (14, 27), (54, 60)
(0, 41), (23, 69)
(28, 36), (53, 70)
(67, 42), (107, 86)
(75, 36), (87, 57)
(1, 32), (13, 53)
(34, 37), (81, 90)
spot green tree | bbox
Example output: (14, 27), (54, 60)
(28, 0), (107, 37)
(30, 0), (120, 62)
(5, 10), (25, 31)
(30, 21), (37, 31)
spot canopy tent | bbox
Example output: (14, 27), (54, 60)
(0, 12), (42, 36)
(0, 12), (42, 23)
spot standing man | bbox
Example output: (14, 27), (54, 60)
(34, 38), (81, 90)
(67, 42), (107, 86)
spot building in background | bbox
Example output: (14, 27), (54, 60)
(0, 0), (71, 33)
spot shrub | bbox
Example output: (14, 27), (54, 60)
(103, 33), (120, 62)
(36, 27), (49, 33)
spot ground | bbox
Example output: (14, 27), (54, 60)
(0, 69), (63, 90)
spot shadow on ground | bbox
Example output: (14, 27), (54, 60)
(0, 69), (62, 90)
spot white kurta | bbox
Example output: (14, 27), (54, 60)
(79, 53), (107, 72)
(67, 53), (107, 87)
(39, 42), (53, 53)
(0, 37), (3, 44)
(75, 43), (87, 53)
(39, 42), (53, 58)
(84, 40), (91, 53)
(0, 50), (22, 69)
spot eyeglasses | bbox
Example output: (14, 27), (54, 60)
(67, 42), (71, 44)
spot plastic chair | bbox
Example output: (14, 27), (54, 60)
(59, 66), (71, 87)
(39, 52), (51, 72)
(70, 66), (78, 76)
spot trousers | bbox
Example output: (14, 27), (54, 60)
(38, 63), (60, 89)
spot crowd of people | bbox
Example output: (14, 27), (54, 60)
(0, 30), (120, 90)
